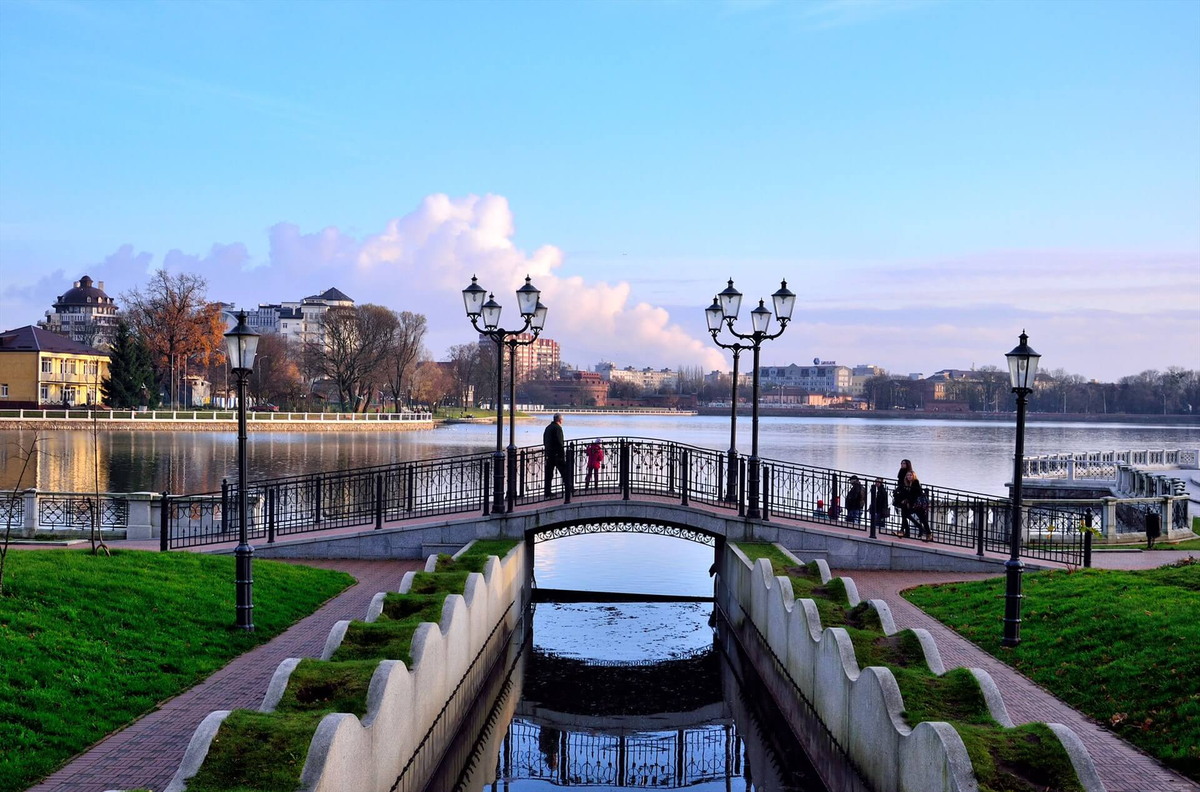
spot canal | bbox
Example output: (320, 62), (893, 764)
(2, 414), (1195, 495)
(419, 535), (833, 792)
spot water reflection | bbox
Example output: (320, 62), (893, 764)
(431, 601), (828, 792)
(3, 414), (1196, 494)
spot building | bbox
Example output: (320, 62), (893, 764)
(758, 361), (852, 394)
(596, 362), (679, 392)
(481, 333), (561, 383)
(703, 369), (752, 386)
(522, 371), (609, 407)
(37, 275), (120, 349)
(0, 325), (111, 408)
(244, 287), (355, 349)
(848, 364), (884, 397)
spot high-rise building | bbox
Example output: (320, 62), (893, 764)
(759, 361), (852, 394)
(480, 333), (561, 382)
(38, 275), (120, 349)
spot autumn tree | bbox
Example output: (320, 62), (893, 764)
(446, 343), (482, 409)
(412, 360), (454, 410)
(122, 271), (225, 408)
(249, 333), (304, 408)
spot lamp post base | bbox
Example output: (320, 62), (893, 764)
(235, 542), (255, 632)
(1001, 557), (1024, 647)
(747, 456), (761, 520)
(492, 450), (506, 515)
(725, 448), (738, 503)
(506, 445), (518, 512)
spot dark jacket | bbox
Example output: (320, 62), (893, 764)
(896, 466), (911, 491)
(543, 421), (565, 464)
(897, 479), (925, 511)
(869, 483), (889, 516)
(846, 481), (865, 511)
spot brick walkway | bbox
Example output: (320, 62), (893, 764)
(835, 568), (1199, 792)
(28, 558), (420, 792)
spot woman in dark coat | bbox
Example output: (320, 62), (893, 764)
(896, 470), (931, 540)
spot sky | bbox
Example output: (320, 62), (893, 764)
(1, 0), (1197, 380)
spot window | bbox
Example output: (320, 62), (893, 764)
(0, 384), (7, 397)
(40, 385), (49, 402)
(64, 386), (76, 404)
(67, 360), (77, 375)
(42, 358), (52, 373)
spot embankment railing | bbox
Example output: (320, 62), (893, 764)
(0, 408), (433, 422)
(155, 436), (1097, 567)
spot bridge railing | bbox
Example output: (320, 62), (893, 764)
(1022, 448), (1200, 480)
(159, 436), (1092, 565)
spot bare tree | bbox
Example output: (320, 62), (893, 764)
(1, 428), (41, 595)
(384, 312), (427, 411)
(250, 333), (304, 408)
(123, 271), (224, 408)
(305, 305), (399, 412)
(447, 344), (481, 409)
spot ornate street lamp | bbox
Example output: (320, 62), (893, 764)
(223, 311), (259, 632)
(1002, 330), (1041, 647)
(462, 275), (546, 513)
(707, 279), (793, 518)
(707, 296), (749, 502)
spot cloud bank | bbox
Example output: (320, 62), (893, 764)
(1, 194), (726, 371)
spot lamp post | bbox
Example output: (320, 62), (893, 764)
(506, 300), (548, 510)
(224, 311), (260, 631)
(462, 275), (545, 514)
(707, 279), (795, 519)
(706, 298), (750, 502)
(1002, 330), (1041, 647)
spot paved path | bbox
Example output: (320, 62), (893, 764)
(28, 558), (420, 792)
(835, 568), (1199, 792)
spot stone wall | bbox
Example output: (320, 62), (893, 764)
(160, 541), (527, 792)
(717, 543), (1105, 792)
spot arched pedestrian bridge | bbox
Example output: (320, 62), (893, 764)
(159, 436), (1103, 571)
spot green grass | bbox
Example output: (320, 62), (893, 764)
(904, 560), (1200, 781)
(1096, 533), (1200, 551)
(0, 550), (353, 792)
(193, 539), (521, 791)
(734, 542), (1083, 792)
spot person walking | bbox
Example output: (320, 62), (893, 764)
(896, 470), (931, 540)
(584, 440), (605, 491)
(869, 477), (889, 532)
(845, 475), (865, 524)
(543, 413), (571, 498)
(896, 459), (913, 491)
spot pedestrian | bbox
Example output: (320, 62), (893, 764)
(542, 413), (572, 497)
(584, 439), (605, 491)
(869, 477), (889, 531)
(827, 496), (843, 521)
(896, 458), (913, 491)
(813, 499), (826, 519)
(1145, 511), (1162, 550)
(896, 470), (931, 540)
(846, 475), (864, 524)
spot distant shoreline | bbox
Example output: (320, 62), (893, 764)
(694, 406), (1200, 426)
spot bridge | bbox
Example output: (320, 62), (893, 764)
(141, 436), (1107, 571)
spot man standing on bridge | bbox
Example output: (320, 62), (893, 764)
(543, 413), (572, 498)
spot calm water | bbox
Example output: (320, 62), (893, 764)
(431, 597), (828, 792)
(1, 414), (1196, 495)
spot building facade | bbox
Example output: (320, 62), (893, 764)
(0, 326), (111, 408)
(595, 362), (679, 392)
(848, 364), (884, 397)
(37, 275), (120, 349)
(241, 287), (355, 349)
(481, 334), (561, 383)
(758, 361), (852, 394)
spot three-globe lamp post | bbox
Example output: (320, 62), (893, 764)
(1001, 330), (1041, 647)
(706, 279), (795, 519)
(463, 275), (547, 513)
(224, 310), (260, 632)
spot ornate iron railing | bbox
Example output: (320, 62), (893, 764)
(37, 495), (128, 530)
(162, 435), (1093, 565)
(1023, 448), (1199, 480)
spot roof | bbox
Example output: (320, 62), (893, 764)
(302, 287), (353, 304)
(53, 275), (114, 308)
(0, 325), (110, 356)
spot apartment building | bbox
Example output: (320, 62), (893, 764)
(758, 361), (852, 394)
(37, 275), (120, 349)
(0, 326), (111, 408)
(242, 287), (354, 348)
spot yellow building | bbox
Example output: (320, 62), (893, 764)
(0, 325), (111, 408)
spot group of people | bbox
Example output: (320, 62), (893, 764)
(813, 459), (932, 540)
(545, 416), (933, 541)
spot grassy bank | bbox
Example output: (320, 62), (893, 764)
(0, 550), (353, 791)
(735, 542), (1084, 792)
(904, 560), (1200, 781)
(189, 539), (519, 792)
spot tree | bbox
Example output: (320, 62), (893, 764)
(412, 360), (453, 410)
(383, 312), (427, 411)
(122, 271), (225, 408)
(447, 343), (481, 409)
(250, 333), (304, 408)
(102, 321), (160, 409)
(304, 304), (398, 412)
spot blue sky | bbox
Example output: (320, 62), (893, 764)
(1, 0), (1197, 379)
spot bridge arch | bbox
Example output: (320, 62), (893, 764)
(529, 519), (718, 546)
